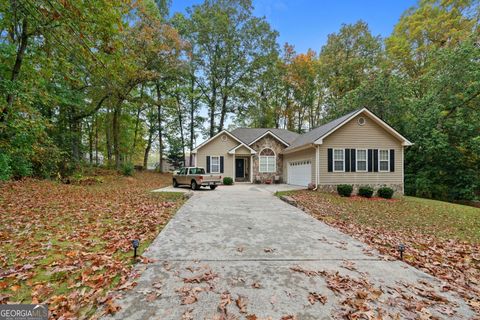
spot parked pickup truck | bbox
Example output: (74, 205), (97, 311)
(172, 167), (222, 190)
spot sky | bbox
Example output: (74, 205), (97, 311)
(170, 0), (419, 53)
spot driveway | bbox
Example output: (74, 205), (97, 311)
(105, 184), (474, 319)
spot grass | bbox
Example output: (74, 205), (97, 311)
(277, 190), (480, 313)
(277, 190), (480, 243)
(0, 170), (185, 318)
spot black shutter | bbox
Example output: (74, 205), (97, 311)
(368, 149), (373, 172)
(373, 149), (379, 172)
(390, 149), (395, 172)
(206, 156), (210, 173)
(350, 149), (356, 172)
(345, 149), (350, 172)
(327, 148), (333, 172)
(220, 156), (224, 173)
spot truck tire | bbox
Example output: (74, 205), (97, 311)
(191, 180), (200, 190)
(173, 179), (178, 187)
(210, 185), (217, 190)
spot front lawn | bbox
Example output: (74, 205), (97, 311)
(278, 190), (480, 313)
(0, 170), (185, 318)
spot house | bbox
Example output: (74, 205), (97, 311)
(192, 108), (412, 193)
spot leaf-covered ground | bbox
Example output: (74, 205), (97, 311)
(0, 170), (185, 319)
(278, 190), (480, 315)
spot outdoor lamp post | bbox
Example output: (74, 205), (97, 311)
(132, 239), (140, 259)
(397, 243), (405, 260)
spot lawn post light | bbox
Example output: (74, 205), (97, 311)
(132, 239), (140, 259)
(397, 243), (405, 260)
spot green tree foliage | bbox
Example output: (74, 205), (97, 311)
(0, 0), (478, 201)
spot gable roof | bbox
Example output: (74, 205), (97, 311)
(284, 108), (412, 152)
(230, 128), (299, 146)
(191, 130), (256, 154)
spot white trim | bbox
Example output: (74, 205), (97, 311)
(228, 143), (256, 155)
(356, 149), (368, 172)
(210, 155), (220, 173)
(401, 147), (404, 194)
(249, 131), (290, 147)
(259, 148), (276, 173)
(250, 156), (253, 183)
(192, 130), (256, 154)
(314, 108), (413, 146)
(378, 149), (390, 172)
(333, 148), (345, 172)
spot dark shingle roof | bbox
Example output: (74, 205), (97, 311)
(284, 109), (360, 151)
(230, 128), (300, 145)
(229, 109), (361, 151)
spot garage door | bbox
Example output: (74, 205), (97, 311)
(288, 160), (312, 186)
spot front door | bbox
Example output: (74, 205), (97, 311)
(235, 159), (244, 178)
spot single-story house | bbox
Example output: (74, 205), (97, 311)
(192, 108), (412, 193)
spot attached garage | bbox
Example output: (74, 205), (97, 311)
(287, 160), (312, 186)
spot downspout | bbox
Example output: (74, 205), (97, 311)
(313, 144), (319, 191)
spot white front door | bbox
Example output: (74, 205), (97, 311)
(288, 160), (312, 186)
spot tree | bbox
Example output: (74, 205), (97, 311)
(386, 0), (479, 84)
(182, 0), (278, 137)
(318, 21), (383, 119)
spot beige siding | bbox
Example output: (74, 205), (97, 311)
(196, 133), (239, 178)
(283, 147), (316, 184)
(235, 146), (251, 155)
(319, 113), (404, 189)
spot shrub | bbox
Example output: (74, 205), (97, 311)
(121, 163), (134, 176)
(377, 187), (394, 199)
(0, 153), (12, 181)
(223, 177), (233, 185)
(358, 186), (374, 198)
(337, 184), (353, 197)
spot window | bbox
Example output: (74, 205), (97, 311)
(356, 149), (367, 172)
(189, 167), (205, 174)
(259, 148), (276, 173)
(333, 149), (344, 172)
(379, 149), (389, 172)
(210, 156), (220, 173)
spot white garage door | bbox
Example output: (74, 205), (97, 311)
(288, 160), (312, 186)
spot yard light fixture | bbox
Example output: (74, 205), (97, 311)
(132, 239), (140, 259)
(397, 243), (405, 260)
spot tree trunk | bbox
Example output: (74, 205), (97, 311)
(143, 129), (153, 169)
(95, 115), (99, 165)
(209, 84), (217, 137)
(2, 18), (29, 122)
(219, 93), (228, 133)
(69, 109), (82, 164)
(156, 82), (163, 172)
(176, 92), (186, 167)
(106, 108), (113, 166)
(88, 119), (94, 164)
(189, 75), (195, 166)
(131, 85), (143, 160)
(113, 103), (121, 169)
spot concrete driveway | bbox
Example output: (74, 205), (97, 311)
(105, 184), (474, 319)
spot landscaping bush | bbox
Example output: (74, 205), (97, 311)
(377, 187), (394, 199)
(0, 153), (12, 181)
(358, 186), (374, 198)
(121, 163), (135, 176)
(337, 184), (353, 197)
(223, 177), (233, 185)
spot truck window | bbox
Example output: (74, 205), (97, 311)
(178, 168), (185, 175)
(190, 167), (205, 174)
